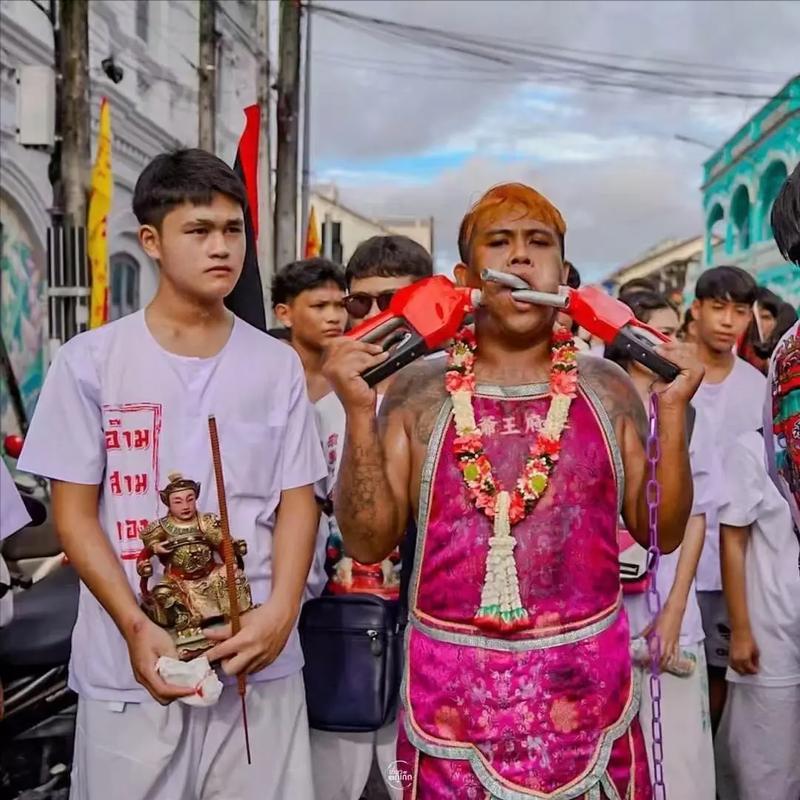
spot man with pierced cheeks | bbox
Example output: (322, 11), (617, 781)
(324, 183), (704, 798)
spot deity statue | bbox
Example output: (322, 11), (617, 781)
(136, 472), (253, 659)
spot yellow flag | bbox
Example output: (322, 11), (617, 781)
(305, 205), (321, 258)
(88, 98), (113, 328)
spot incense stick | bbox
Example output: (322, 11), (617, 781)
(208, 415), (252, 765)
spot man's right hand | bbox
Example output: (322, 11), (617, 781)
(124, 615), (195, 705)
(322, 337), (388, 413)
(729, 628), (760, 676)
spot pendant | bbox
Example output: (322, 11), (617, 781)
(474, 491), (530, 633)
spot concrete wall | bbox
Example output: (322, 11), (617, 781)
(309, 192), (394, 267)
(376, 216), (434, 256)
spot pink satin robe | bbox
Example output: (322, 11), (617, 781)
(398, 380), (652, 800)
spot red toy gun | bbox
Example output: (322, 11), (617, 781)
(346, 275), (481, 386)
(482, 269), (681, 382)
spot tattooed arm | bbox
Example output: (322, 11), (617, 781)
(580, 344), (704, 553)
(332, 352), (448, 562)
(334, 399), (411, 563)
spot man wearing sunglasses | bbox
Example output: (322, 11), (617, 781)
(311, 235), (433, 800)
(342, 237), (434, 324)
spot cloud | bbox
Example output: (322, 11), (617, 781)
(309, 0), (800, 281)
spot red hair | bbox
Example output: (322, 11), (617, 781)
(458, 183), (566, 262)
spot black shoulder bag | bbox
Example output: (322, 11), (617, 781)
(299, 521), (416, 733)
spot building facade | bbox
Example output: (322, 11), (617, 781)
(310, 186), (435, 267)
(699, 74), (800, 305)
(0, 0), (261, 434)
(602, 235), (705, 305)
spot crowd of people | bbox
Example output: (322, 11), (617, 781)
(1, 147), (799, 800)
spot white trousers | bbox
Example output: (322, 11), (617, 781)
(715, 681), (800, 800)
(70, 672), (314, 800)
(637, 644), (716, 800)
(309, 722), (401, 800)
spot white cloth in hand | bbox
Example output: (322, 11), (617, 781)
(156, 655), (223, 707)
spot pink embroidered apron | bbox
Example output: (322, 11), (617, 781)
(399, 380), (652, 799)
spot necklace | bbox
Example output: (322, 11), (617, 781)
(445, 326), (578, 631)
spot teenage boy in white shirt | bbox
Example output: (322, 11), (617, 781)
(717, 430), (800, 800)
(312, 235), (433, 800)
(689, 265), (766, 728)
(270, 257), (348, 599)
(18, 149), (326, 800)
(272, 258), (348, 404)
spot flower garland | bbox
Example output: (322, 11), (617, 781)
(446, 326), (578, 632)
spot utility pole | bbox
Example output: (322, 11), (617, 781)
(198, 0), (217, 153)
(274, 0), (301, 271)
(60, 0), (90, 226)
(255, 0), (274, 314)
(300, 0), (312, 243)
(46, 0), (91, 347)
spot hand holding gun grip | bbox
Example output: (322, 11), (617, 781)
(346, 276), (480, 387)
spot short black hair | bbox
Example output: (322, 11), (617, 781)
(771, 162), (800, 265)
(755, 285), (782, 318)
(267, 326), (292, 342)
(271, 257), (346, 308)
(133, 148), (248, 228)
(345, 235), (433, 286)
(695, 266), (757, 305)
(679, 307), (694, 338)
(564, 261), (581, 289)
(618, 277), (657, 296)
(605, 289), (678, 370)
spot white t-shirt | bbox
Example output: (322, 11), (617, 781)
(1, 458), (30, 539)
(305, 391), (346, 599)
(307, 391), (387, 597)
(18, 311), (327, 703)
(1, 459), (31, 627)
(763, 320), (800, 532)
(718, 430), (800, 687)
(624, 405), (717, 646)
(693, 357), (767, 591)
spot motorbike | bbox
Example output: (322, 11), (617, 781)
(0, 437), (78, 800)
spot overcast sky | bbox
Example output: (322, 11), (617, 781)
(307, 0), (800, 281)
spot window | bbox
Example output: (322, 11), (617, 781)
(136, 0), (149, 41)
(731, 185), (751, 252)
(109, 255), (140, 320)
(759, 161), (789, 241)
(706, 202), (725, 263)
(321, 221), (343, 265)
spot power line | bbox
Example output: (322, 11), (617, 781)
(309, 4), (793, 102)
(311, 4), (785, 82)
(313, 51), (794, 103)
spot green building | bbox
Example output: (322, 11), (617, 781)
(701, 75), (800, 304)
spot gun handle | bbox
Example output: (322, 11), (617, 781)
(612, 328), (681, 383)
(361, 333), (429, 387)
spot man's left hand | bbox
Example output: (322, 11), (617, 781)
(203, 599), (298, 676)
(651, 341), (705, 409)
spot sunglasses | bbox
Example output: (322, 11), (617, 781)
(344, 291), (396, 320)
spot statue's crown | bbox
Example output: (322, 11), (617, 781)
(160, 472), (201, 505)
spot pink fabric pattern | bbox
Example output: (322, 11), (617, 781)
(403, 385), (652, 799)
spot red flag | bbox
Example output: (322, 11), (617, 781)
(225, 105), (267, 332)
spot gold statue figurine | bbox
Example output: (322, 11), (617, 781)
(136, 472), (253, 659)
